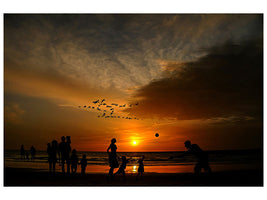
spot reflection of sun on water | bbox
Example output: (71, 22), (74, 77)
(132, 165), (137, 173)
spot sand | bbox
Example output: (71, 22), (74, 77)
(4, 167), (263, 186)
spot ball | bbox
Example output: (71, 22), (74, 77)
(155, 133), (159, 137)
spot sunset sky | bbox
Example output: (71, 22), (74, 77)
(4, 14), (263, 151)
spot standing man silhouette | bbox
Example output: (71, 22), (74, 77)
(20, 145), (25, 160)
(59, 136), (67, 173)
(30, 146), (36, 160)
(66, 136), (71, 174)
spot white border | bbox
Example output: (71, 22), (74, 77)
(1, 1), (266, 200)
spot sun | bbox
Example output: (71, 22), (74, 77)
(132, 141), (138, 146)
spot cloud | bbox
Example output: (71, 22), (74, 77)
(4, 66), (130, 108)
(125, 39), (263, 121)
(4, 14), (262, 94)
(5, 104), (25, 124)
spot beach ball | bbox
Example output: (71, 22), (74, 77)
(155, 133), (159, 137)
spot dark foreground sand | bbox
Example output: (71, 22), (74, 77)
(4, 167), (263, 186)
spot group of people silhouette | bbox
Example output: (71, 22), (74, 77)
(107, 138), (145, 181)
(21, 137), (211, 179)
(46, 136), (87, 174)
(20, 145), (36, 161)
(106, 138), (212, 180)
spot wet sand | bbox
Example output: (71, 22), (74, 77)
(4, 167), (263, 186)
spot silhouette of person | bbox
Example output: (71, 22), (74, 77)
(70, 149), (79, 174)
(58, 146), (61, 166)
(20, 145), (25, 160)
(47, 140), (58, 173)
(30, 146), (36, 160)
(59, 136), (68, 173)
(80, 154), (87, 175)
(136, 155), (144, 180)
(66, 136), (71, 174)
(51, 140), (58, 173)
(184, 140), (212, 174)
(115, 156), (130, 180)
(47, 143), (52, 172)
(107, 138), (119, 179)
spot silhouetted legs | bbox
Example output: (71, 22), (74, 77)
(61, 157), (70, 174)
(194, 161), (212, 174)
(52, 162), (56, 173)
(81, 167), (86, 175)
(114, 167), (123, 175)
(49, 162), (52, 173)
(204, 165), (212, 173)
(49, 162), (56, 173)
(58, 153), (61, 165)
(107, 167), (114, 181)
(49, 161), (56, 173)
(61, 158), (66, 173)
(194, 163), (202, 174)
(71, 165), (77, 174)
(67, 159), (70, 174)
(115, 168), (126, 181)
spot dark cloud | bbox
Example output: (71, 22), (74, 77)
(4, 14), (263, 92)
(126, 39), (263, 121)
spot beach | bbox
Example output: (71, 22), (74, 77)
(4, 167), (263, 186)
(4, 149), (263, 186)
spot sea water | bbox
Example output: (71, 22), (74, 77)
(4, 149), (262, 174)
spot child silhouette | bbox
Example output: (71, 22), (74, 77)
(70, 149), (79, 174)
(136, 155), (145, 180)
(80, 154), (87, 175)
(115, 156), (130, 180)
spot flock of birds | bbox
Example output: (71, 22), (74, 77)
(78, 99), (141, 120)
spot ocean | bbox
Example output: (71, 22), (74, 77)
(4, 149), (262, 174)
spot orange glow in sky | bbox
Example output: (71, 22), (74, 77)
(4, 14), (263, 152)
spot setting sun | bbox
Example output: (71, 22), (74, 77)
(132, 141), (137, 146)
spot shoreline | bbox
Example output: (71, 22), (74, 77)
(4, 167), (263, 186)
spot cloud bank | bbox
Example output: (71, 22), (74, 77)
(126, 39), (263, 120)
(5, 14), (262, 97)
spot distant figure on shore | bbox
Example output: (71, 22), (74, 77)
(59, 136), (67, 173)
(47, 140), (58, 173)
(107, 138), (119, 179)
(136, 155), (145, 180)
(80, 154), (87, 175)
(20, 145), (25, 160)
(58, 149), (61, 165)
(184, 140), (212, 174)
(59, 136), (71, 174)
(66, 136), (72, 174)
(30, 146), (36, 160)
(115, 156), (130, 180)
(70, 149), (79, 174)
